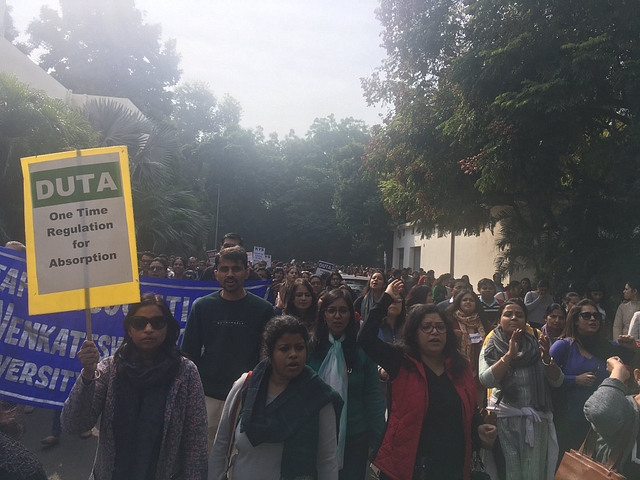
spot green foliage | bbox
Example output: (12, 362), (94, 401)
(171, 82), (241, 145)
(0, 73), (98, 243)
(364, 0), (640, 290)
(27, 0), (181, 120)
(81, 98), (209, 255)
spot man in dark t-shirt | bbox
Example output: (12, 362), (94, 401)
(182, 246), (273, 452)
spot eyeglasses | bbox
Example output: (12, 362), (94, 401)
(149, 265), (165, 272)
(579, 312), (603, 321)
(130, 316), (169, 330)
(326, 307), (349, 316)
(419, 322), (447, 334)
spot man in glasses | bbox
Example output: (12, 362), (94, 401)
(525, 279), (554, 329)
(181, 246), (273, 452)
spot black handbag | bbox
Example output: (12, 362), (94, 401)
(471, 451), (491, 480)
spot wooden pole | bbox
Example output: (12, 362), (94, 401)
(84, 287), (92, 341)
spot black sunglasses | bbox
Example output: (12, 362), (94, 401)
(129, 316), (169, 330)
(579, 311), (603, 321)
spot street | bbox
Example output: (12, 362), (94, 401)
(17, 406), (97, 480)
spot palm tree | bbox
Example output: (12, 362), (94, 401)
(0, 74), (97, 243)
(82, 99), (210, 254)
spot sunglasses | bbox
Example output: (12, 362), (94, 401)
(149, 265), (165, 272)
(419, 322), (447, 334)
(129, 316), (169, 330)
(579, 311), (603, 321)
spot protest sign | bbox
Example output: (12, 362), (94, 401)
(21, 146), (139, 315)
(0, 246), (270, 408)
(247, 251), (253, 265)
(253, 246), (265, 263)
(206, 249), (218, 261)
(316, 260), (335, 276)
(264, 255), (272, 268)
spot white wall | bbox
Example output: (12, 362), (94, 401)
(392, 223), (534, 288)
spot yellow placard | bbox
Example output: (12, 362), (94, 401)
(21, 146), (140, 314)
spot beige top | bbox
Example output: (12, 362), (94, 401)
(613, 300), (640, 338)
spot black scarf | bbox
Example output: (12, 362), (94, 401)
(575, 333), (632, 364)
(112, 344), (180, 480)
(483, 327), (551, 412)
(241, 359), (343, 479)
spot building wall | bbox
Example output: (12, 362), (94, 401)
(392, 223), (533, 288)
(1, 35), (143, 116)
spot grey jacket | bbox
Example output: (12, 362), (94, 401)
(583, 377), (640, 474)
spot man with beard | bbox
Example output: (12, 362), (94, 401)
(181, 246), (273, 451)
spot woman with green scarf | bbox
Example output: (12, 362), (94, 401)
(209, 316), (343, 480)
(308, 288), (385, 480)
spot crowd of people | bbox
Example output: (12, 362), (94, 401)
(3, 234), (640, 480)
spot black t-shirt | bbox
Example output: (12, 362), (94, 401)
(416, 365), (465, 480)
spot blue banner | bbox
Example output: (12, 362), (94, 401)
(0, 246), (270, 408)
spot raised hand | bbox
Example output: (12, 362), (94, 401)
(385, 279), (404, 302)
(507, 328), (522, 359)
(538, 334), (552, 363)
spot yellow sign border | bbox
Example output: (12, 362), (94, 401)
(21, 146), (140, 315)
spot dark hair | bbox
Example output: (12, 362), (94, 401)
(116, 293), (182, 362)
(507, 280), (522, 291)
(406, 285), (432, 307)
(545, 303), (566, 317)
(446, 289), (483, 317)
(309, 274), (323, 284)
(273, 266), (284, 277)
(222, 232), (244, 246)
(563, 292), (580, 303)
(562, 299), (627, 362)
(435, 273), (451, 286)
(256, 267), (271, 279)
(262, 315), (309, 360)
(626, 279), (640, 293)
(284, 279), (318, 319)
(477, 278), (495, 290)
(151, 257), (168, 269)
(497, 298), (528, 322)
(215, 245), (248, 269)
(312, 288), (358, 369)
(173, 256), (187, 268)
(361, 269), (387, 297)
(325, 271), (343, 290)
(537, 279), (551, 289)
(402, 303), (468, 378)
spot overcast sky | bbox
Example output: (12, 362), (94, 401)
(9, 0), (389, 137)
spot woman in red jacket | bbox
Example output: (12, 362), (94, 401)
(358, 280), (496, 480)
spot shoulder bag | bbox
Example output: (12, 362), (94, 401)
(555, 420), (634, 480)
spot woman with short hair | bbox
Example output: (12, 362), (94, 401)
(209, 316), (342, 480)
(359, 280), (497, 480)
(62, 294), (208, 480)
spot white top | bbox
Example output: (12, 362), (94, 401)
(208, 373), (338, 480)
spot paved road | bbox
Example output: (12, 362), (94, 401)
(18, 405), (380, 480)
(17, 406), (97, 480)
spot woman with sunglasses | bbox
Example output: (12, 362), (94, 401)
(358, 280), (496, 480)
(307, 288), (385, 479)
(61, 294), (208, 480)
(549, 299), (635, 458)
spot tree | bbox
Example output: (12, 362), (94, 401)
(82, 99), (209, 254)
(364, 0), (640, 290)
(171, 82), (242, 145)
(27, 0), (181, 120)
(0, 73), (98, 243)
